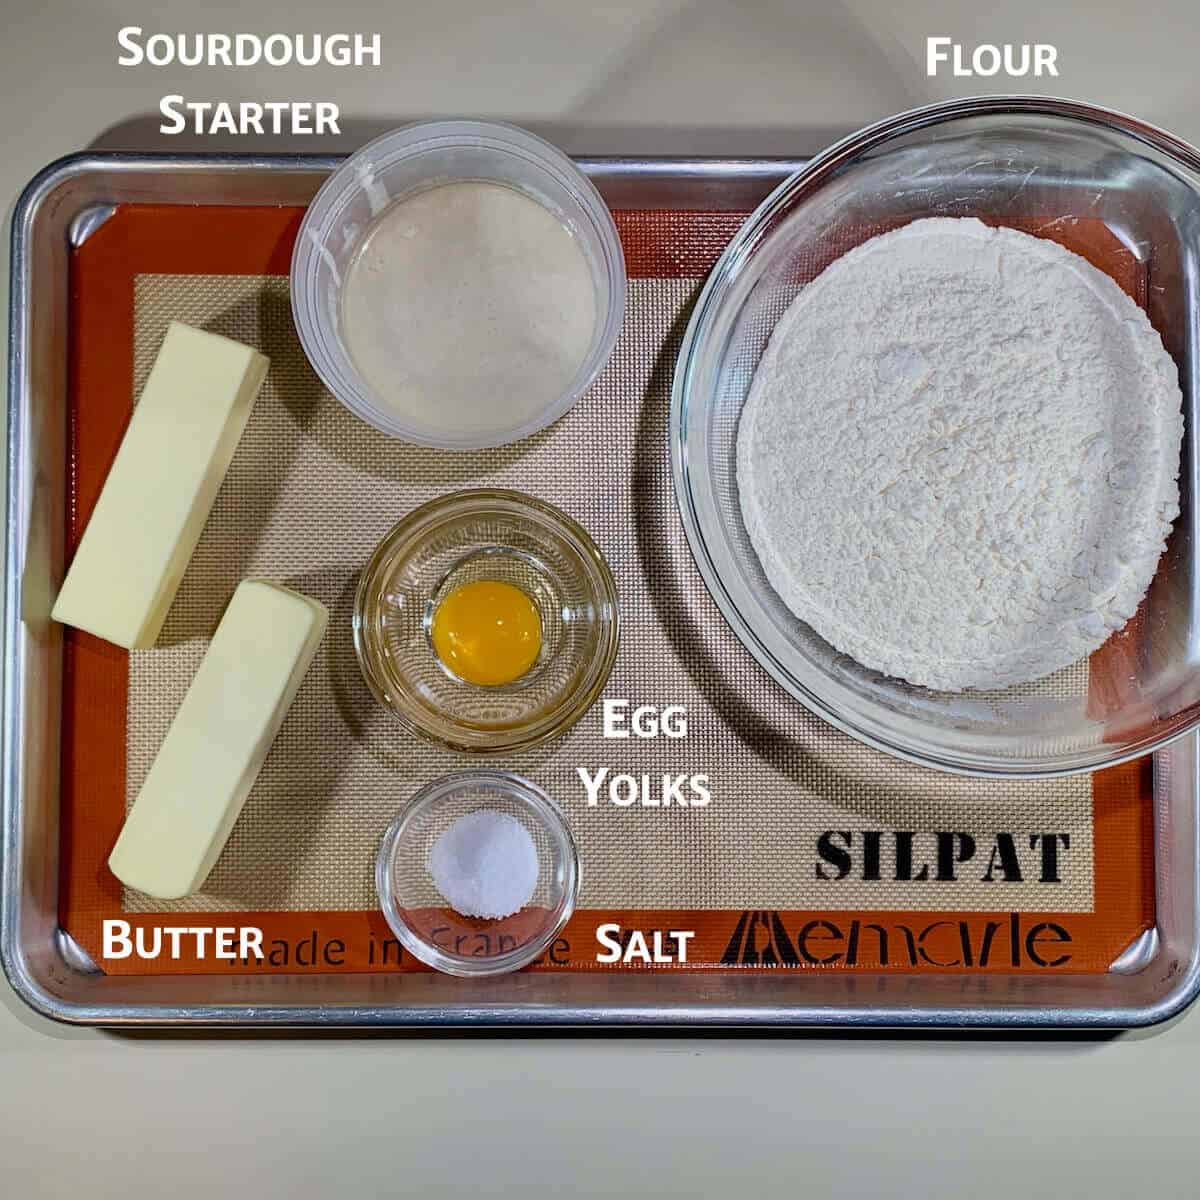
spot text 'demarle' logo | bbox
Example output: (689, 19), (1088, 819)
(721, 911), (1073, 969)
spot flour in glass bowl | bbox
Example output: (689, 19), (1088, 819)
(736, 217), (1184, 691)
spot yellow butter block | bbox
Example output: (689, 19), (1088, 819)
(51, 321), (269, 648)
(108, 580), (328, 900)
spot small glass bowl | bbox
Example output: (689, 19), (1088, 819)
(290, 119), (627, 449)
(376, 771), (579, 977)
(354, 489), (619, 754)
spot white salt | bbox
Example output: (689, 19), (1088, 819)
(427, 810), (540, 919)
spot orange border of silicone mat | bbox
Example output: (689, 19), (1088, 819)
(59, 204), (1154, 976)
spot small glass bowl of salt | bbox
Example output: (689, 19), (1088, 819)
(376, 770), (579, 977)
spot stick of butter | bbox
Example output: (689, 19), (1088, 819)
(108, 579), (328, 900)
(52, 321), (269, 648)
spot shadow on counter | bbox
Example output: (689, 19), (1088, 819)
(101, 1023), (1126, 1045)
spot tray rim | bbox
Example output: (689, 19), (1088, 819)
(5, 149), (1200, 1029)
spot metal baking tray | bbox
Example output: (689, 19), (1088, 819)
(4, 152), (1200, 1028)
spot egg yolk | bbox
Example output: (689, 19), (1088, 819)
(431, 580), (542, 687)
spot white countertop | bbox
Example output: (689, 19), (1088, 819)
(5, 3), (1200, 1195)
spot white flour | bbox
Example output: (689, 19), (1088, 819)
(737, 217), (1183, 690)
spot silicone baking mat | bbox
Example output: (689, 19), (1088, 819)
(59, 204), (1153, 975)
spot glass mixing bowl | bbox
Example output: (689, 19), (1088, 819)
(671, 96), (1200, 777)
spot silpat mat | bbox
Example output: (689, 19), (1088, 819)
(59, 204), (1153, 976)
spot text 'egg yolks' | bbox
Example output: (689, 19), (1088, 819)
(431, 580), (542, 687)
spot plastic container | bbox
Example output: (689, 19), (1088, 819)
(671, 96), (1200, 778)
(290, 120), (626, 449)
(354, 489), (619, 754)
(375, 771), (579, 977)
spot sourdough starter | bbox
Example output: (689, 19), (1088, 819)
(341, 181), (595, 439)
